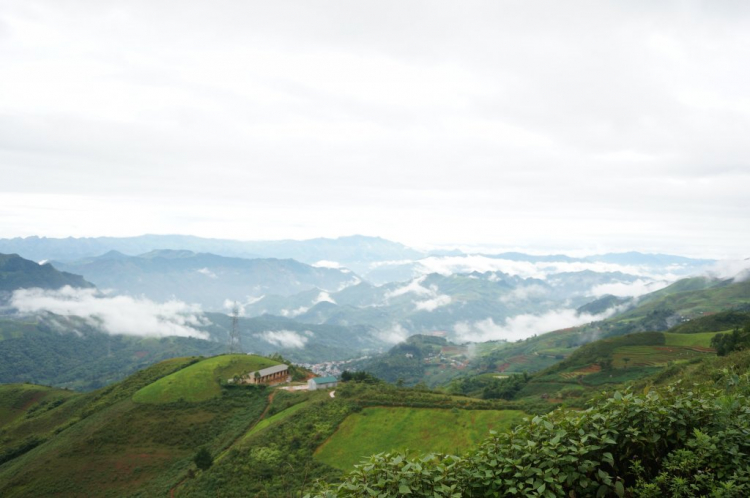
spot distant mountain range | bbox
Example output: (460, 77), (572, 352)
(0, 234), (715, 283)
(0, 253), (93, 295)
(51, 249), (361, 309)
(0, 234), (423, 274)
(239, 270), (648, 337)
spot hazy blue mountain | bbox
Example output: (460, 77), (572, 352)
(0, 234), (423, 272)
(359, 250), (714, 284)
(483, 252), (580, 263)
(203, 313), (383, 363)
(0, 253), (93, 293)
(583, 251), (714, 267)
(52, 250), (360, 310)
(481, 251), (714, 268)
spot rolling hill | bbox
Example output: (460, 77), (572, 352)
(0, 253), (93, 294)
(353, 276), (750, 387)
(51, 250), (361, 310)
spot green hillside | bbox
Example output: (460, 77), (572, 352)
(0, 355), (284, 497)
(308, 348), (750, 497)
(133, 354), (280, 403)
(0, 316), (224, 390)
(394, 279), (750, 389)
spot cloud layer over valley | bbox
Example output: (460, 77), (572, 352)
(453, 306), (625, 343)
(11, 286), (210, 339)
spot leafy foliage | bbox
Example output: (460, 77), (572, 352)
(194, 447), (214, 470)
(712, 323), (750, 356)
(307, 360), (750, 497)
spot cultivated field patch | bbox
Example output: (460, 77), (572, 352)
(314, 407), (526, 470)
(612, 345), (714, 368)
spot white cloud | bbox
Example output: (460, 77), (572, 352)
(254, 329), (308, 348)
(384, 276), (452, 311)
(385, 276), (434, 298)
(453, 308), (620, 343)
(590, 279), (671, 298)
(313, 291), (336, 305)
(705, 259), (750, 281)
(280, 306), (309, 318)
(313, 260), (343, 269)
(414, 294), (452, 312)
(414, 255), (674, 280)
(11, 286), (210, 339)
(197, 267), (217, 278)
(375, 323), (410, 344)
(0, 2), (748, 257)
(499, 284), (549, 303)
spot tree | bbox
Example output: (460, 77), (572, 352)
(194, 447), (213, 471)
(622, 357), (631, 369)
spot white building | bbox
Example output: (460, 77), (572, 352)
(307, 376), (338, 390)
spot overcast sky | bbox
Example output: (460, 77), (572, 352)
(1, 1), (749, 258)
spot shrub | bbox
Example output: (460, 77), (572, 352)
(306, 378), (750, 497)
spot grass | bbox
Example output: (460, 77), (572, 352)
(664, 331), (722, 348)
(612, 345), (714, 368)
(314, 407), (526, 470)
(0, 384), (71, 427)
(0, 384), (269, 498)
(241, 400), (309, 442)
(132, 354), (280, 404)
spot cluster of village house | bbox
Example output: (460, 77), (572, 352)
(230, 363), (338, 390)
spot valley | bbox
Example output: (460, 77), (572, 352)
(0, 236), (748, 497)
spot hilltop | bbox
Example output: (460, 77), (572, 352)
(0, 253), (93, 294)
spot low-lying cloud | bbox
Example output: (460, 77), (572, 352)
(11, 286), (210, 339)
(314, 291), (336, 305)
(414, 294), (452, 311)
(375, 323), (410, 344)
(705, 259), (750, 282)
(499, 284), (549, 303)
(376, 255), (699, 284)
(197, 267), (218, 278)
(254, 329), (310, 348)
(385, 276), (452, 312)
(453, 307), (620, 343)
(385, 276), (435, 298)
(590, 279), (671, 298)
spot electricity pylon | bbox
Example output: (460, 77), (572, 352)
(228, 302), (242, 354)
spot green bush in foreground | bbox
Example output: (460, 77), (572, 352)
(307, 374), (750, 497)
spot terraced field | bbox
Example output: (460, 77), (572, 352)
(314, 407), (526, 470)
(664, 331), (722, 347)
(612, 344), (714, 368)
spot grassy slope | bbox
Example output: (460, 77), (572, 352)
(0, 384), (76, 429)
(664, 331), (722, 347)
(240, 400), (309, 442)
(449, 281), (750, 387)
(314, 407), (526, 470)
(0, 356), (275, 498)
(132, 354), (279, 404)
(619, 280), (750, 321)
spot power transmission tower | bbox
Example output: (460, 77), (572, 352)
(228, 302), (242, 354)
